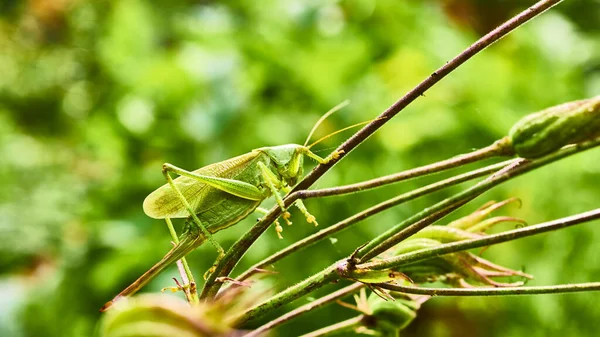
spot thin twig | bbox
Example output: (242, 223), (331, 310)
(234, 160), (516, 283)
(358, 208), (600, 271)
(243, 283), (365, 337)
(296, 139), (513, 199)
(233, 264), (340, 326)
(200, 0), (562, 298)
(376, 282), (600, 296)
(298, 315), (364, 337)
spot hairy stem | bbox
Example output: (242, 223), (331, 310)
(234, 264), (340, 326)
(298, 316), (364, 337)
(243, 283), (364, 337)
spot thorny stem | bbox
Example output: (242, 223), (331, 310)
(243, 283), (365, 337)
(298, 316), (364, 337)
(234, 160), (516, 283)
(376, 282), (600, 296)
(200, 0), (561, 298)
(235, 139), (599, 325)
(357, 138), (600, 261)
(359, 208), (600, 271)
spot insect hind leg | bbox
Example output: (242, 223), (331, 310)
(162, 163), (225, 280)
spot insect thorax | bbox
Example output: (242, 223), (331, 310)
(256, 144), (305, 186)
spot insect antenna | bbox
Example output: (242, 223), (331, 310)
(303, 100), (350, 147)
(307, 118), (384, 149)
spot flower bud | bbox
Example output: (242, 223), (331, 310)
(509, 96), (600, 158)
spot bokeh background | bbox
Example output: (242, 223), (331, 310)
(1, 0), (599, 336)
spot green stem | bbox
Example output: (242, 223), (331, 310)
(233, 160), (516, 283)
(296, 138), (513, 199)
(359, 208), (600, 271)
(243, 283), (364, 337)
(376, 282), (600, 296)
(298, 316), (364, 337)
(358, 138), (600, 261)
(234, 264), (340, 326)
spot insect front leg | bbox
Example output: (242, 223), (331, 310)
(257, 162), (293, 227)
(162, 163), (225, 279)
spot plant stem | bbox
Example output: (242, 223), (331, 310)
(359, 208), (600, 271)
(376, 282), (600, 296)
(297, 139), (513, 199)
(165, 218), (199, 305)
(234, 264), (340, 326)
(298, 316), (364, 337)
(290, 0), (562, 193)
(358, 138), (600, 261)
(243, 283), (364, 337)
(233, 160), (516, 283)
(200, 0), (563, 300)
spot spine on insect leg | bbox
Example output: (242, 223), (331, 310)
(100, 226), (206, 311)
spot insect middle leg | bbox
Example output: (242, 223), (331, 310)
(257, 162), (319, 229)
(257, 162), (294, 226)
(162, 164), (225, 279)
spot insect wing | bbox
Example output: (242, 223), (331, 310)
(143, 151), (263, 219)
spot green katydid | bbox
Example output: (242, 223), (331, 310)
(101, 101), (368, 311)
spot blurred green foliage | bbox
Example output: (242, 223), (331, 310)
(0, 0), (599, 336)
